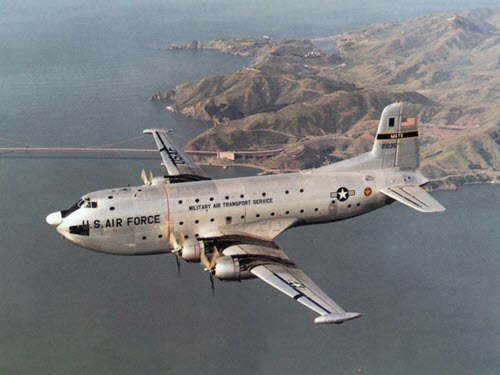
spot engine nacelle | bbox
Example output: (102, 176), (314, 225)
(180, 239), (204, 262)
(213, 256), (256, 281)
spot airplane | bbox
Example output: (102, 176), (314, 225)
(46, 101), (445, 324)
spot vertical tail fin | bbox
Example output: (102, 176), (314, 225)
(372, 101), (419, 170)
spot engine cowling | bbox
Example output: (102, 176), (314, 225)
(180, 239), (204, 262)
(213, 256), (256, 281)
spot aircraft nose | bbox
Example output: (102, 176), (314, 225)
(46, 211), (63, 226)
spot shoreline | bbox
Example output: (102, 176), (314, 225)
(154, 9), (499, 192)
(197, 159), (499, 192)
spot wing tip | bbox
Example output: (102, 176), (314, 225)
(143, 128), (174, 134)
(314, 312), (364, 325)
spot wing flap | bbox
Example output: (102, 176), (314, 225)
(380, 185), (445, 213)
(144, 129), (210, 181)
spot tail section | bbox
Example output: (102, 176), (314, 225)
(372, 101), (419, 170)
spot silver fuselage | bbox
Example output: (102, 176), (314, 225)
(54, 167), (424, 255)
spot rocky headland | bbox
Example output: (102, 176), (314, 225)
(151, 9), (500, 190)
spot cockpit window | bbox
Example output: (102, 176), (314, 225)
(77, 199), (98, 209)
(61, 202), (79, 218)
(61, 198), (98, 218)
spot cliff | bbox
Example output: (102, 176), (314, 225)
(152, 9), (500, 189)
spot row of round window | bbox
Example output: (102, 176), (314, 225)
(141, 233), (200, 240)
(176, 206), (333, 226)
(142, 203), (362, 241)
(177, 189), (305, 205)
(142, 234), (164, 240)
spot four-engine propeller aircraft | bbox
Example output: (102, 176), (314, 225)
(46, 102), (445, 324)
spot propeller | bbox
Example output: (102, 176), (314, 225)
(169, 232), (185, 277)
(201, 245), (221, 296)
(201, 245), (220, 271)
(140, 169), (154, 186)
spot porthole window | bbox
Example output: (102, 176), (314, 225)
(184, 235), (189, 239)
(178, 200), (183, 204)
(179, 221), (184, 226)
(108, 196), (113, 199)
(225, 196), (229, 200)
(110, 207), (115, 211)
(240, 215), (245, 219)
(300, 189), (304, 193)
(210, 197), (214, 201)
(348, 204), (352, 208)
(285, 211), (290, 215)
(262, 192), (266, 197)
(356, 203), (360, 207)
(256, 214), (260, 218)
(142, 236), (147, 240)
(270, 212), (275, 216)
(240, 194), (244, 198)
(195, 198), (200, 203)
(195, 234), (199, 238)
(210, 218), (215, 222)
(300, 209), (304, 213)
(195, 220), (199, 224)
(314, 208), (319, 212)
(285, 190), (289, 194)
(331, 200), (335, 204)
(158, 234), (163, 239)
(138, 189), (142, 192)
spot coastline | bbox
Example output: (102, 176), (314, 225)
(154, 10), (499, 192)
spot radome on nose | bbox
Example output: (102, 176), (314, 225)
(46, 211), (63, 226)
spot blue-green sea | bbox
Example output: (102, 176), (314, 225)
(0, 1), (498, 374)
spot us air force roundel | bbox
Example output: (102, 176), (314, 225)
(336, 187), (350, 201)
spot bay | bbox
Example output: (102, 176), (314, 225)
(0, 1), (498, 374)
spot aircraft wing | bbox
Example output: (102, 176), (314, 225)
(223, 243), (363, 324)
(380, 185), (445, 213)
(143, 128), (210, 182)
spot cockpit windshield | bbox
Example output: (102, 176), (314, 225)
(61, 197), (98, 218)
(77, 198), (98, 209)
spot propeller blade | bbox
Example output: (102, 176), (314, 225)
(209, 245), (220, 269)
(209, 273), (215, 296)
(149, 170), (154, 184)
(169, 232), (179, 251)
(175, 254), (181, 277)
(201, 250), (210, 270)
(140, 169), (149, 185)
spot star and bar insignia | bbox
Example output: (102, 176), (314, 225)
(330, 187), (355, 202)
(288, 281), (306, 289)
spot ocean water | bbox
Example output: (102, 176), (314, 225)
(0, 1), (498, 374)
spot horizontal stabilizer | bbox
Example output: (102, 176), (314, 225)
(380, 185), (445, 213)
(143, 128), (210, 181)
(314, 312), (363, 324)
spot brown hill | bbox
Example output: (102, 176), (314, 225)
(152, 8), (500, 189)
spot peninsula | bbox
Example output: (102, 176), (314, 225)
(151, 8), (499, 190)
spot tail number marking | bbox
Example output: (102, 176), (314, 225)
(381, 143), (397, 149)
